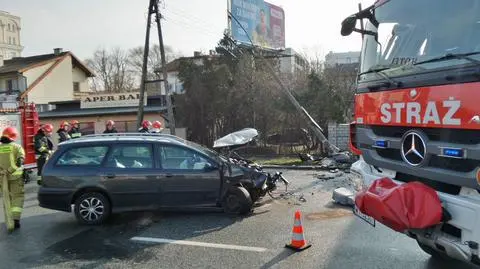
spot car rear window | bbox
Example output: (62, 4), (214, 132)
(56, 146), (109, 166)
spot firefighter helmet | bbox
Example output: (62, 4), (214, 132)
(106, 120), (115, 126)
(142, 120), (152, 128)
(42, 124), (54, 133)
(71, 120), (79, 125)
(2, 127), (18, 141)
(152, 121), (162, 129)
(60, 121), (70, 128)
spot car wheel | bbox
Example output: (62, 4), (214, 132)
(223, 186), (253, 215)
(417, 240), (453, 261)
(74, 192), (111, 225)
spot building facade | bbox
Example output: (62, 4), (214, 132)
(279, 48), (307, 74)
(324, 51), (360, 67)
(0, 48), (94, 111)
(39, 94), (186, 146)
(0, 11), (22, 65)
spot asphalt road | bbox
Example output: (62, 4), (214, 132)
(0, 170), (478, 269)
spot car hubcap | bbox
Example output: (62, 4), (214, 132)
(79, 197), (104, 221)
(227, 195), (240, 210)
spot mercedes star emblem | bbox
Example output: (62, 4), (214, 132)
(469, 115), (480, 124)
(401, 132), (427, 166)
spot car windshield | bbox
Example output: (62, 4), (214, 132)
(185, 140), (223, 162)
(360, 0), (480, 79)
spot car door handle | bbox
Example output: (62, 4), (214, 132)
(104, 173), (116, 179)
(165, 173), (174, 178)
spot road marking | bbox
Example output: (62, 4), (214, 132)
(131, 236), (267, 252)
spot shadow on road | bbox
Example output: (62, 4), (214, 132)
(322, 218), (480, 269)
(260, 249), (296, 269)
(10, 210), (246, 268)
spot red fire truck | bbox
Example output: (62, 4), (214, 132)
(0, 96), (40, 170)
(342, 0), (480, 265)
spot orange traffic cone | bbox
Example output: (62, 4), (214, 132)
(285, 210), (311, 251)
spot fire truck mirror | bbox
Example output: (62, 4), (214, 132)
(341, 16), (357, 36)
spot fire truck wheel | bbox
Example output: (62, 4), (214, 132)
(417, 240), (454, 261)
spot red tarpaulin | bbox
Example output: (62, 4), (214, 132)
(355, 178), (443, 232)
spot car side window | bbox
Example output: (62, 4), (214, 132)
(56, 146), (108, 166)
(160, 145), (211, 170)
(105, 145), (153, 169)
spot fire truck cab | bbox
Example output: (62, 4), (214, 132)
(0, 95), (40, 171)
(343, 0), (480, 265)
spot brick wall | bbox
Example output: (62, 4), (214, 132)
(328, 122), (350, 151)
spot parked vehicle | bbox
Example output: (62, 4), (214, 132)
(342, 0), (480, 265)
(38, 132), (286, 225)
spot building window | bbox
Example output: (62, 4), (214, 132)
(7, 24), (10, 31)
(8, 37), (11, 44)
(12, 37), (16, 45)
(73, 82), (80, 92)
(79, 122), (95, 135)
(11, 24), (15, 32)
(6, 79), (17, 93)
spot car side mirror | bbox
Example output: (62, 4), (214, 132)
(341, 15), (357, 36)
(203, 163), (218, 172)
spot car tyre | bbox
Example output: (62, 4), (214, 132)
(417, 240), (454, 261)
(74, 192), (111, 225)
(223, 186), (253, 215)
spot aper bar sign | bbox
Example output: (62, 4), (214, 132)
(80, 92), (147, 109)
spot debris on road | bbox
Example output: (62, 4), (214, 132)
(332, 187), (355, 207)
(305, 209), (353, 220)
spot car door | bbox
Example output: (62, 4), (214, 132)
(157, 144), (221, 208)
(100, 143), (161, 211)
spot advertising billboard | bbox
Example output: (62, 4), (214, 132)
(230, 0), (285, 49)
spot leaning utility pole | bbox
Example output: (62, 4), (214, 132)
(136, 0), (153, 129)
(154, 0), (176, 135)
(137, 0), (176, 135)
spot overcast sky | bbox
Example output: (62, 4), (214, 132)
(2, 0), (373, 61)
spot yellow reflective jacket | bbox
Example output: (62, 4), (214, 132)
(0, 143), (25, 177)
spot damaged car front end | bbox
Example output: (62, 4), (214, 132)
(214, 128), (289, 204)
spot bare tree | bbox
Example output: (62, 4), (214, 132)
(128, 44), (180, 79)
(85, 47), (135, 92)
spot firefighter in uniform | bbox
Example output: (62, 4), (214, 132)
(0, 127), (25, 232)
(138, 120), (151, 133)
(57, 121), (71, 143)
(151, 121), (163, 133)
(35, 124), (54, 177)
(103, 120), (118, 134)
(68, 120), (82, 139)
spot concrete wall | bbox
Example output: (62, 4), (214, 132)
(26, 56), (74, 104)
(328, 122), (350, 151)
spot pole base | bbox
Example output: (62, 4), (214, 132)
(285, 243), (312, 252)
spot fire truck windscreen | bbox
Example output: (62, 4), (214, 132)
(360, 0), (480, 79)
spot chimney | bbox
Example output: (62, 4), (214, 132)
(194, 51), (202, 57)
(53, 48), (63, 55)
